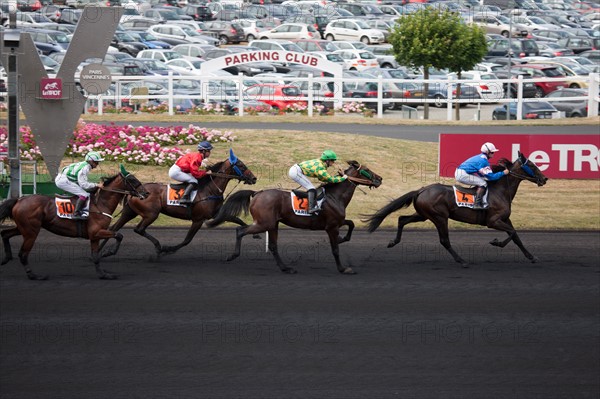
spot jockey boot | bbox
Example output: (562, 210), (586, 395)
(72, 197), (87, 220)
(473, 186), (486, 210)
(180, 183), (198, 205)
(307, 188), (318, 214)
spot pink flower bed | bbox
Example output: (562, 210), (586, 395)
(0, 121), (236, 166)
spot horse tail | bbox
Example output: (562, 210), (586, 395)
(0, 198), (18, 223)
(364, 190), (420, 232)
(206, 190), (256, 228)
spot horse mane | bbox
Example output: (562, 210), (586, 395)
(491, 158), (513, 173)
(100, 173), (121, 186)
(197, 160), (226, 184)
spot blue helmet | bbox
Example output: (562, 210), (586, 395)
(198, 141), (213, 151)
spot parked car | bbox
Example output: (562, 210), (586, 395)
(536, 41), (575, 57)
(165, 58), (204, 75)
(171, 43), (216, 59)
(147, 24), (219, 46)
(365, 44), (399, 69)
(55, 8), (81, 25)
(231, 18), (270, 42)
(181, 4), (214, 21)
(323, 19), (385, 45)
(578, 49), (600, 62)
(557, 37), (599, 54)
(136, 49), (185, 62)
(424, 82), (482, 108)
(529, 59), (592, 88)
(248, 39), (304, 52)
(544, 88), (596, 117)
(244, 83), (306, 110)
(285, 13), (331, 39)
(493, 70), (538, 98)
(22, 28), (70, 55)
(111, 31), (148, 57)
(258, 22), (319, 40)
(335, 2), (385, 19)
(472, 13), (530, 37)
(128, 58), (178, 76)
(449, 71), (505, 103)
(333, 49), (379, 71)
(486, 38), (540, 58)
(202, 20), (245, 45)
(127, 31), (172, 50)
(292, 39), (340, 53)
(511, 63), (568, 97)
(492, 101), (558, 119)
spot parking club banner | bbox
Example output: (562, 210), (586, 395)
(439, 134), (600, 180)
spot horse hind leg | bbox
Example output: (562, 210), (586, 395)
(161, 220), (204, 255)
(226, 216), (261, 239)
(227, 222), (266, 262)
(1, 227), (20, 265)
(18, 229), (48, 280)
(326, 227), (355, 275)
(388, 213), (426, 248)
(489, 218), (538, 263)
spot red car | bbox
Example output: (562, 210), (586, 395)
(244, 83), (307, 111)
(511, 64), (567, 98)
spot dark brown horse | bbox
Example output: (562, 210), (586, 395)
(207, 160), (382, 274)
(100, 149), (257, 257)
(365, 151), (548, 266)
(0, 165), (147, 280)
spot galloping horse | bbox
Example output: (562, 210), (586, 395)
(100, 149), (257, 257)
(365, 152), (548, 266)
(0, 165), (147, 280)
(207, 160), (382, 274)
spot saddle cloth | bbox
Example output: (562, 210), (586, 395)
(290, 188), (325, 216)
(55, 196), (89, 219)
(453, 186), (489, 209)
(167, 184), (197, 207)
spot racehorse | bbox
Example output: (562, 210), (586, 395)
(100, 149), (257, 257)
(364, 151), (548, 266)
(0, 165), (148, 280)
(207, 160), (382, 274)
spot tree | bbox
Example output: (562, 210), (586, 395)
(388, 8), (488, 120)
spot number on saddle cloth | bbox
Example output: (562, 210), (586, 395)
(452, 186), (489, 209)
(290, 188), (325, 216)
(167, 184), (198, 207)
(55, 196), (89, 219)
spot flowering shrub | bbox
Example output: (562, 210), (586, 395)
(284, 102), (309, 114)
(244, 104), (272, 115)
(341, 101), (368, 114)
(0, 121), (236, 166)
(0, 103), (7, 112)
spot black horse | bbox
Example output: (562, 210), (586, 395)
(365, 152), (548, 266)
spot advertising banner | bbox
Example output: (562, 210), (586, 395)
(439, 134), (600, 179)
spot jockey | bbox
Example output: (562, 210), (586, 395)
(288, 150), (347, 214)
(455, 142), (509, 210)
(169, 141), (213, 204)
(55, 151), (104, 219)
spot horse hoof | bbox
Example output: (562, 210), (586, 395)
(27, 273), (48, 281)
(387, 241), (397, 248)
(489, 239), (501, 247)
(282, 267), (297, 274)
(342, 267), (356, 275)
(99, 272), (119, 280)
(1, 259), (9, 265)
(226, 255), (238, 262)
(252, 234), (261, 240)
(530, 256), (539, 263)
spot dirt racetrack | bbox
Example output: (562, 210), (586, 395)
(1, 227), (599, 399)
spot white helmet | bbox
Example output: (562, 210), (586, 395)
(481, 142), (499, 155)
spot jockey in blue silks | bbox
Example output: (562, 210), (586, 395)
(455, 142), (509, 210)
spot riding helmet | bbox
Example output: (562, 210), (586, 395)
(85, 151), (104, 162)
(320, 150), (338, 161)
(198, 141), (213, 151)
(481, 142), (499, 155)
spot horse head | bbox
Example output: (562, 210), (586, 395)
(345, 160), (383, 188)
(226, 149), (257, 185)
(118, 164), (149, 199)
(501, 152), (548, 187)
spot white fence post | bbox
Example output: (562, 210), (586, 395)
(589, 73), (599, 118)
(167, 71), (174, 116)
(308, 73), (314, 117)
(516, 75), (524, 120)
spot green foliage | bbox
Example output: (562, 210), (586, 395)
(389, 8), (487, 73)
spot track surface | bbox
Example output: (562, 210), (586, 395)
(1, 228), (598, 398)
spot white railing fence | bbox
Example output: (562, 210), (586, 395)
(85, 72), (600, 121)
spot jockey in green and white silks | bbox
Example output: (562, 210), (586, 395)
(54, 151), (104, 219)
(288, 150), (347, 214)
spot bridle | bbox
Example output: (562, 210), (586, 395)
(345, 163), (380, 187)
(97, 173), (146, 199)
(508, 159), (542, 184)
(206, 159), (252, 197)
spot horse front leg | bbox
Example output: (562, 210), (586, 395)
(337, 220), (354, 244)
(430, 218), (468, 267)
(14, 227), (48, 280)
(389, 213), (426, 248)
(90, 232), (122, 280)
(100, 205), (139, 258)
(489, 218), (538, 263)
(266, 226), (296, 274)
(326, 227), (355, 275)
(161, 220), (204, 255)
(1, 227), (20, 265)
